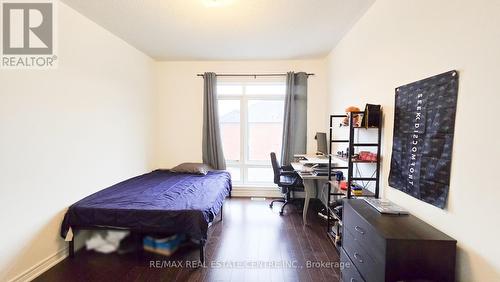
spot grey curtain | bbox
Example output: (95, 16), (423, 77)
(202, 72), (226, 170)
(281, 72), (308, 166)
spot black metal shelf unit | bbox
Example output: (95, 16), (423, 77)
(325, 110), (382, 249)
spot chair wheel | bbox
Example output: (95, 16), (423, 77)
(279, 211), (284, 216)
(269, 203), (273, 208)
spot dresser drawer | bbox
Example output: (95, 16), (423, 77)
(343, 229), (384, 282)
(343, 202), (385, 256)
(340, 247), (365, 282)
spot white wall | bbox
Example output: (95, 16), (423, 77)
(154, 60), (328, 169)
(326, 0), (500, 280)
(0, 3), (156, 281)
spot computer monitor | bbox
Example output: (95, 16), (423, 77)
(315, 132), (328, 156)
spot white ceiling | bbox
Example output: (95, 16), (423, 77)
(61, 0), (374, 61)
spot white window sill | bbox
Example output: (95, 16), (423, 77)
(231, 185), (282, 198)
(232, 184), (277, 190)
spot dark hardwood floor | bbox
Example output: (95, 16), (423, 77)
(36, 198), (340, 282)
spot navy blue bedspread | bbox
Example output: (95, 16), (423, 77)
(60, 170), (231, 240)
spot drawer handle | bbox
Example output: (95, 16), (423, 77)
(353, 252), (364, 263)
(354, 225), (365, 235)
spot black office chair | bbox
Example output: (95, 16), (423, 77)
(269, 152), (304, 215)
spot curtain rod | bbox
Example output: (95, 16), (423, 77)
(196, 73), (314, 77)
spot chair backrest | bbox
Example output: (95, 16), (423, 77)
(270, 152), (280, 185)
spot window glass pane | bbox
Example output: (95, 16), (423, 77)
(218, 100), (240, 161)
(226, 166), (241, 182)
(246, 84), (286, 95)
(248, 100), (284, 123)
(247, 167), (275, 183)
(217, 85), (243, 96)
(220, 124), (240, 161)
(247, 100), (284, 162)
(218, 100), (240, 122)
(248, 123), (283, 161)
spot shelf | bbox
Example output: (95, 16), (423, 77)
(328, 181), (375, 197)
(334, 156), (378, 164)
(351, 177), (377, 181)
(353, 143), (379, 147)
(331, 142), (380, 147)
(327, 110), (382, 244)
(330, 141), (379, 146)
(328, 111), (382, 198)
(339, 124), (380, 129)
(331, 139), (349, 143)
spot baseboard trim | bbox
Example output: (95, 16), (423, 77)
(9, 247), (68, 282)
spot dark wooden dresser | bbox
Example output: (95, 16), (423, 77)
(340, 199), (456, 282)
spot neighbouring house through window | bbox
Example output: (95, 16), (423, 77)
(217, 78), (285, 186)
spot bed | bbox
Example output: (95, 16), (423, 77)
(60, 169), (232, 262)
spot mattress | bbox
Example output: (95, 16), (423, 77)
(60, 170), (231, 240)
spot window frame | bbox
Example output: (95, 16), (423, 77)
(217, 80), (285, 186)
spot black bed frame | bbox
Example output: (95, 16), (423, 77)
(68, 198), (228, 265)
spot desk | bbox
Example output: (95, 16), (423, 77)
(298, 157), (330, 165)
(291, 162), (330, 226)
(295, 154), (330, 165)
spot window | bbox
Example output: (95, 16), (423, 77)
(217, 79), (285, 185)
